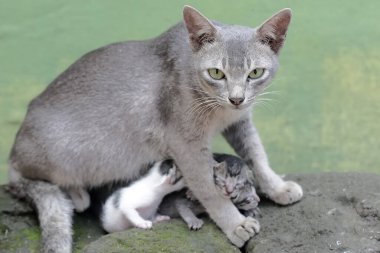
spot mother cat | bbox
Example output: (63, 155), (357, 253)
(8, 5), (302, 252)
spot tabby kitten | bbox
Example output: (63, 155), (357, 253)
(158, 155), (260, 230)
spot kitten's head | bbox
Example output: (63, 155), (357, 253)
(183, 6), (291, 110)
(231, 181), (260, 211)
(159, 159), (182, 185)
(213, 161), (247, 199)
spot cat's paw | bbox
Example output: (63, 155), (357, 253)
(243, 207), (261, 218)
(135, 220), (153, 229)
(67, 187), (90, 212)
(166, 166), (182, 184)
(227, 217), (260, 247)
(153, 215), (171, 223)
(187, 217), (204, 230)
(270, 181), (303, 205)
(166, 168), (185, 191)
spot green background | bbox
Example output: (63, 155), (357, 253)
(1, 0), (379, 184)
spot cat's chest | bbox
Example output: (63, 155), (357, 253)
(211, 109), (246, 133)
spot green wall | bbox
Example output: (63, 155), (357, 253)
(1, 0), (379, 183)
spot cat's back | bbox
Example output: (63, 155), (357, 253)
(19, 22), (189, 139)
(30, 21), (188, 111)
(32, 41), (159, 109)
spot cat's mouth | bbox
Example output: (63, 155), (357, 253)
(227, 102), (252, 111)
(220, 190), (232, 198)
(215, 97), (254, 111)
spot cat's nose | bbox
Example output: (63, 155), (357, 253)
(228, 97), (245, 106)
(225, 187), (233, 194)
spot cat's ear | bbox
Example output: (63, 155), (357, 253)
(183, 6), (217, 51)
(213, 161), (227, 175)
(256, 8), (292, 54)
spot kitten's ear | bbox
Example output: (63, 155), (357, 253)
(183, 5), (217, 51)
(213, 161), (227, 174)
(256, 8), (292, 54)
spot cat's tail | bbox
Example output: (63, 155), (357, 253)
(6, 175), (74, 253)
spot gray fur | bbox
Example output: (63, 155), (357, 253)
(158, 189), (206, 230)
(8, 6), (300, 251)
(159, 160), (174, 175)
(158, 154), (260, 230)
(6, 178), (73, 253)
(112, 189), (122, 208)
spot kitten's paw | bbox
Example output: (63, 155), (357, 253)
(166, 166), (182, 184)
(188, 218), (204, 230)
(135, 220), (153, 229)
(153, 215), (171, 223)
(243, 207), (261, 218)
(167, 167), (176, 183)
(270, 181), (303, 205)
(227, 217), (260, 247)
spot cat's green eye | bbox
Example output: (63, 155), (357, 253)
(208, 68), (225, 80)
(248, 68), (265, 79)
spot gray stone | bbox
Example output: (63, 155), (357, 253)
(83, 218), (240, 253)
(0, 186), (104, 253)
(246, 173), (380, 253)
(1, 173), (379, 252)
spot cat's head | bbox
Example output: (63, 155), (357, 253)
(231, 181), (260, 211)
(183, 6), (291, 110)
(213, 161), (247, 199)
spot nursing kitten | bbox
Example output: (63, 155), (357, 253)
(8, 6), (302, 251)
(101, 160), (184, 232)
(212, 153), (255, 199)
(159, 155), (260, 230)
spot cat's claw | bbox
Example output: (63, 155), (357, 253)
(270, 181), (303, 205)
(188, 218), (204, 230)
(135, 220), (153, 229)
(227, 217), (260, 247)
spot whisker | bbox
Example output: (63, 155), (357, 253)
(253, 100), (275, 112)
(258, 90), (281, 97)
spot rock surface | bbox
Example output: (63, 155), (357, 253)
(1, 173), (379, 252)
(246, 173), (380, 253)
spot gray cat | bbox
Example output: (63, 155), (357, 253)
(159, 154), (261, 230)
(7, 5), (303, 252)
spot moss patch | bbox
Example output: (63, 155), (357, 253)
(83, 219), (240, 253)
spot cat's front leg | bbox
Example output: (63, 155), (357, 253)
(222, 115), (303, 205)
(169, 140), (259, 247)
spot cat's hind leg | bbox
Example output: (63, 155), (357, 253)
(176, 201), (204, 230)
(122, 208), (152, 229)
(153, 213), (171, 223)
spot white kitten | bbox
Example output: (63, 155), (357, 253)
(101, 160), (185, 232)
